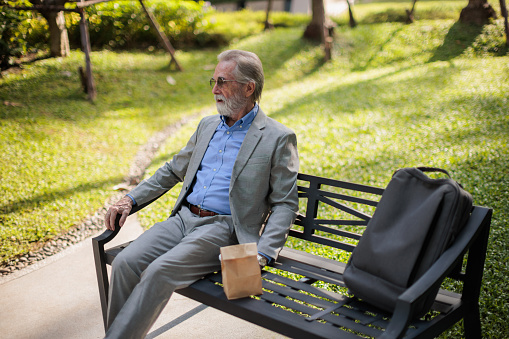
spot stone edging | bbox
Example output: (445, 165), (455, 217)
(0, 110), (209, 278)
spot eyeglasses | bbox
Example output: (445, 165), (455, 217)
(209, 77), (246, 89)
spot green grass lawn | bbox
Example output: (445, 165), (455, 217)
(1, 4), (508, 338)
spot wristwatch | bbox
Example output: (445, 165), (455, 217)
(257, 254), (268, 267)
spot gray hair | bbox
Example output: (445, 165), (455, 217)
(218, 49), (264, 103)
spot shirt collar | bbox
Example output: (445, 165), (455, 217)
(220, 103), (259, 128)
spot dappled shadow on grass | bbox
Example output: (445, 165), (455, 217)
(0, 176), (123, 216)
(270, 61), (462, 123)
(232, 28), (326, 88)
(0, 51), (217, 123)
(429, 22), (483, 62)
(351, 25), (405, 72)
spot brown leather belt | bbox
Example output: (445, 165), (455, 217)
(187, 203), (218, 217)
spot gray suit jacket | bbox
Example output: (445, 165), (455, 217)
(129, 109), (299, 259)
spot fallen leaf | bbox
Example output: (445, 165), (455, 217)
(166, 76), (176, 85)
(112, 183), (130, 191)
(3, 101), (23, 107)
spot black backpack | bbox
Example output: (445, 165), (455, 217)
(343, 167), (473, 318)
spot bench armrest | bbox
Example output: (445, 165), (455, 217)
(92, 193), (166, 247)
(381, 206), (492, 339)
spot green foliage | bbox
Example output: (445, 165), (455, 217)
(7, 0), (308, 56)
(0, 3), (34, 69)
(1, 1), (50, 68)
(65, 0), (216, 49)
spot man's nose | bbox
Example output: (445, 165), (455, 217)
(212, 83), (221, 95)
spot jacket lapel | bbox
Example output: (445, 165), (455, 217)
(230, 109), (267, 187)
(186, 116), (220, 183)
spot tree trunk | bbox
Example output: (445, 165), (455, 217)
(139, 0), (182, 71)
(460, 0), (497, 25)
(41, 10), (70, 57)
(30, 0), (70, 57)
(303, 0), (332, 61)
(500, 0), (509, 46)
(304, 0), (326, 41)
(79, 9), (96, 101)
(406, 0), (418, 24)
(347, 0), (357, 28)
(264, 0), (274, 30)
(237, 1), (246, 9)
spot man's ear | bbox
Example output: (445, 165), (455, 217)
(244, 81), (255, 98)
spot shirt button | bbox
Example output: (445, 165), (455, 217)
(213, 168), (217, 171)
(203, 186), (207, 189)
(227, 131), (230, 135)
(219, 150), (222, 153)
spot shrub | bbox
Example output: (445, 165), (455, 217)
(0, 5), (31, 69)
(1, 1), (52, 70)
(66, 0), (218, 50)
(6, 1), (309, 58)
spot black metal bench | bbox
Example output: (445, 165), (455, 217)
(93, 173), (492, 338)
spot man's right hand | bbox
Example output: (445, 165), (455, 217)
(105, 196), (134, 231)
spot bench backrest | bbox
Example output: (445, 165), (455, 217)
(292, 173), (384, 253)
(291, 173), (492, 291)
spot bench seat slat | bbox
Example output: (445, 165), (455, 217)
(208, 271), (343, 305)
(279, 247), (347, 274)
(208, 270), (390, 338)
(259, 291), (380, 338)
(262, 280), (339, 309)
(321, 312), (385, 338)
(263, 272), (346, 302)
(178, 276), (362, 339)
(260, 289), (320, 315)
(276, 260), (346, 286)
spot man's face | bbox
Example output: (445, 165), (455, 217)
(212, 61), (250, 117)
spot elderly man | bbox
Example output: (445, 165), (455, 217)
(103, 49), (299, 338)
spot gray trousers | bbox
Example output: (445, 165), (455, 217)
(105, 206), (238, 339)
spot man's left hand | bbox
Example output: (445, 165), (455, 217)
(104, 196), (133, 231)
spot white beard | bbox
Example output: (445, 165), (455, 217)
(215, 93), (249, 118)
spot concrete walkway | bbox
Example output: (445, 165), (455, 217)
(0, 215), (285, 339)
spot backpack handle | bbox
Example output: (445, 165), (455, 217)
(417, 167), (451, 178)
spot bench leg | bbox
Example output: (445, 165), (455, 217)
(461, 211), (491, 339)
(92, 239), (110, 331)
(463, 304), (481, 339)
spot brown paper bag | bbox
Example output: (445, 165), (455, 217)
(220, 243), (263, 300)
